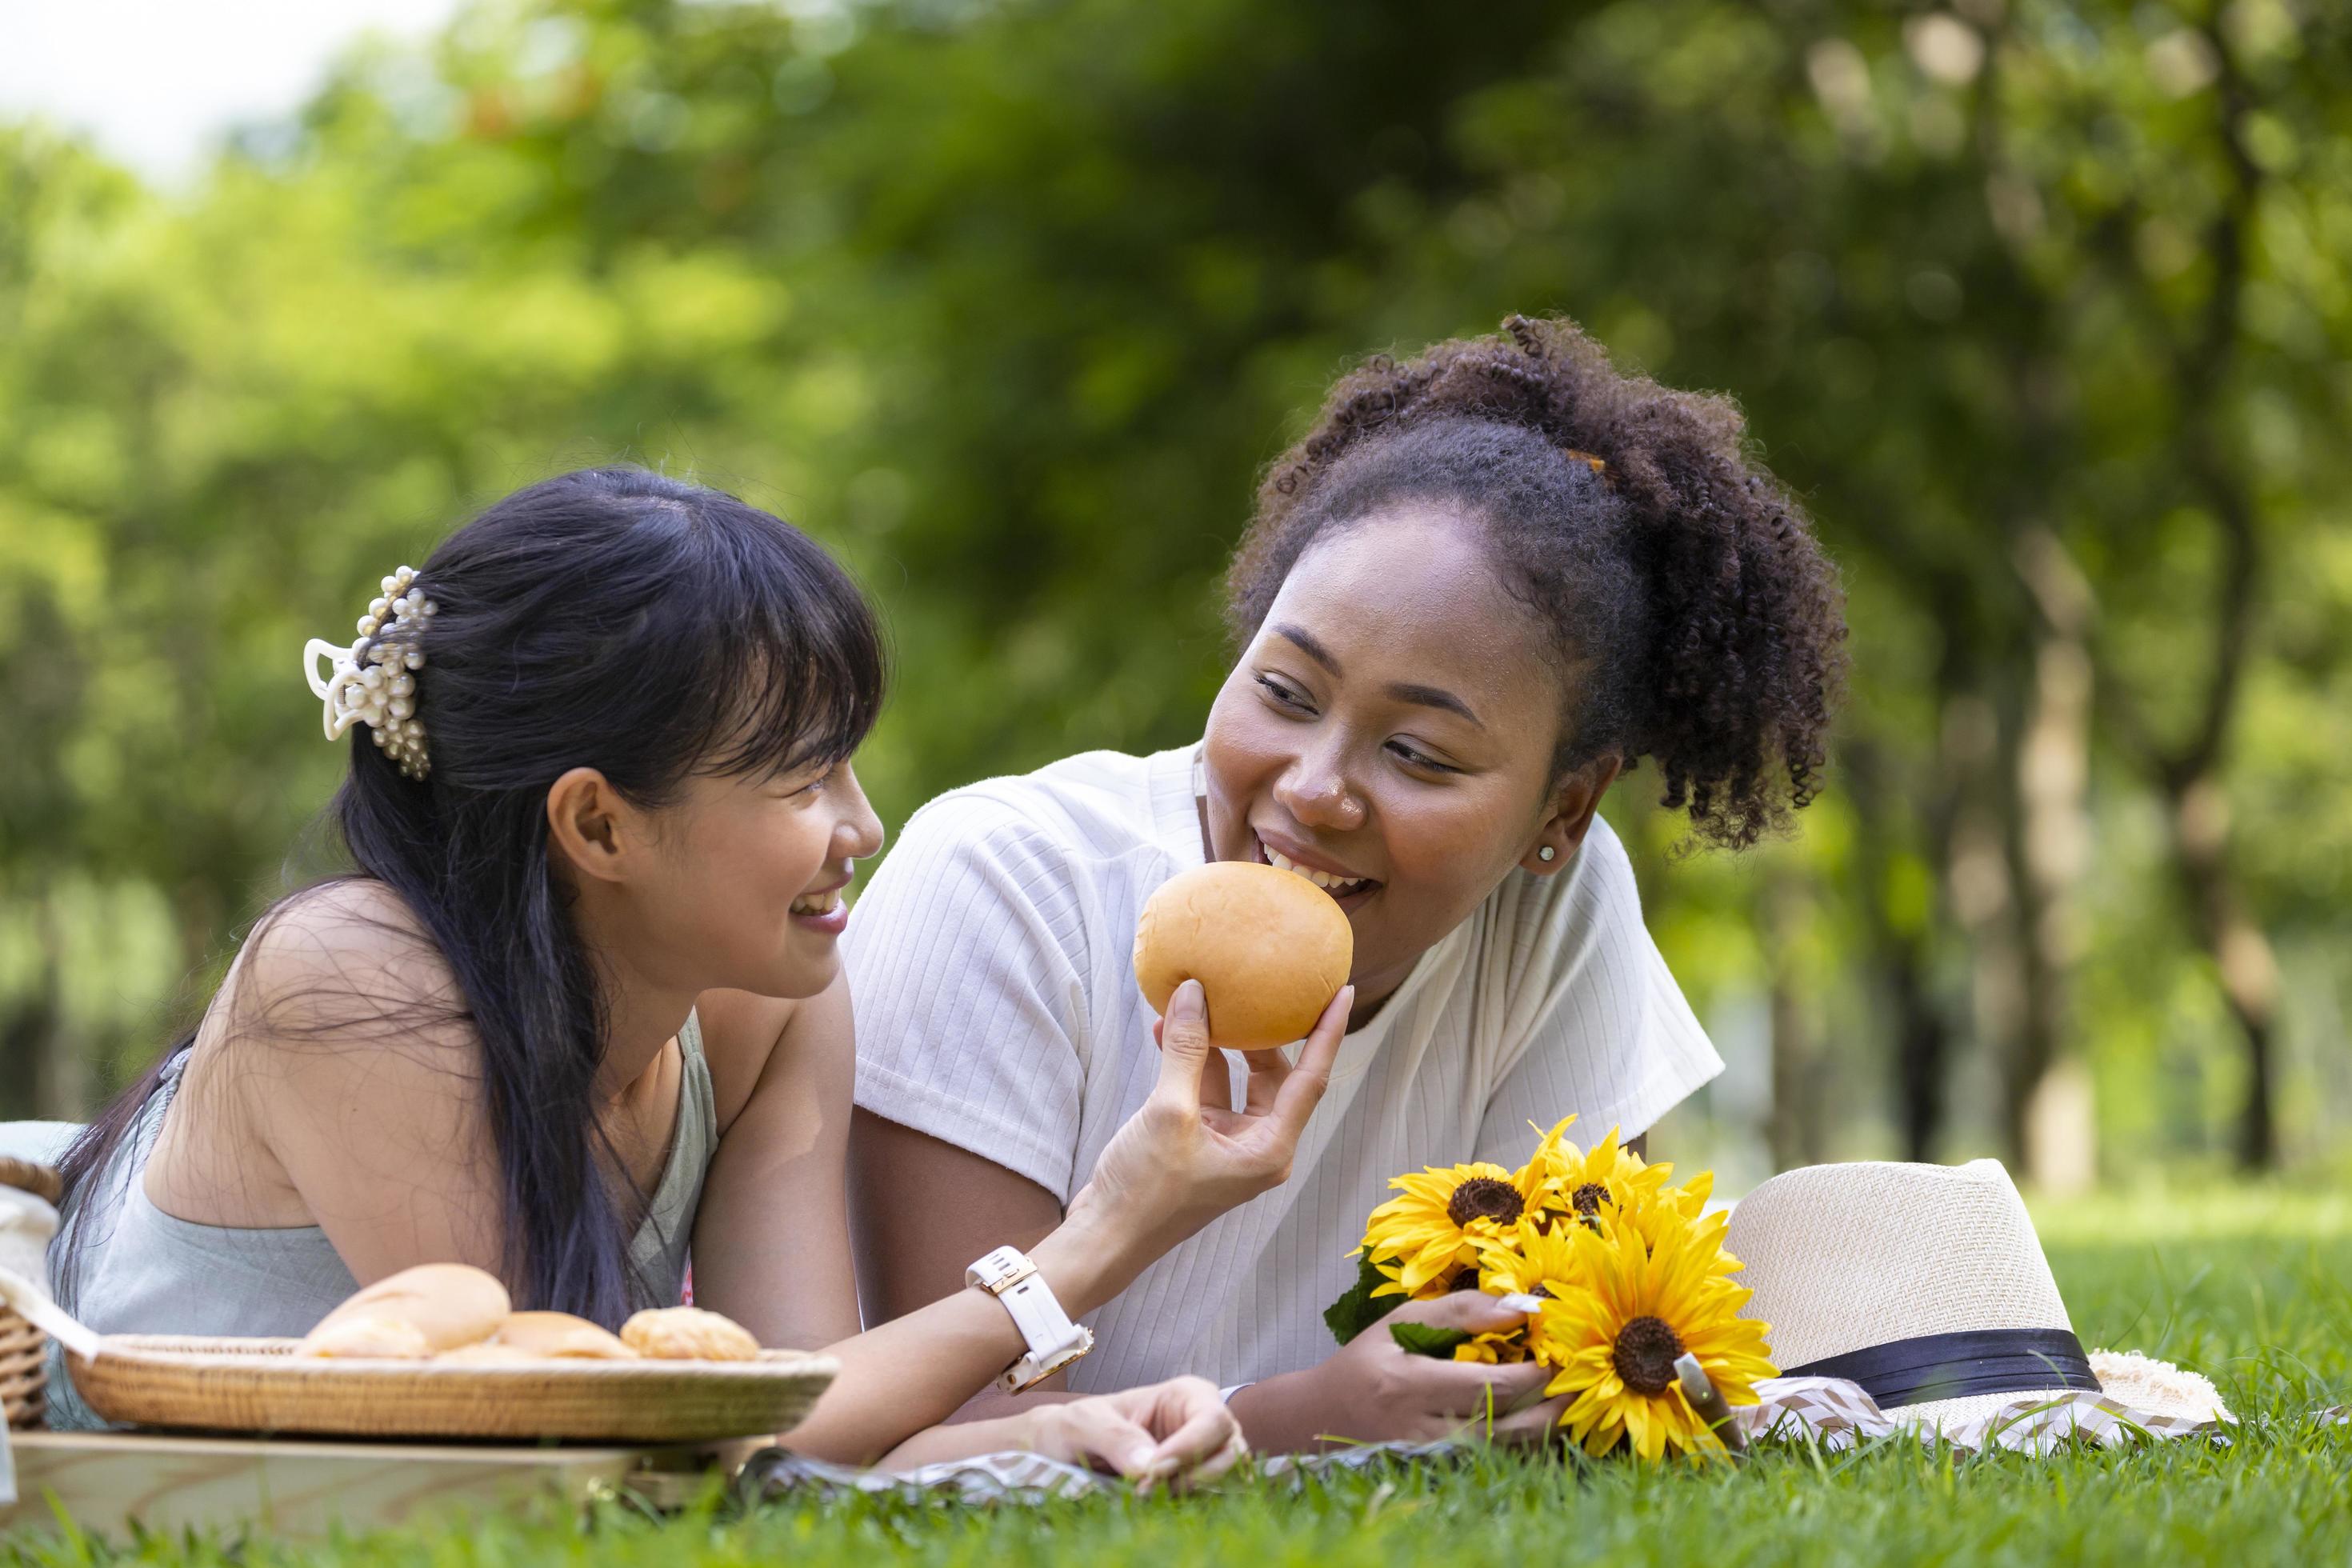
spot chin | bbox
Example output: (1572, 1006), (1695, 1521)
(727, 949), (839, 1002)
(782, 947), (844, 998)
(774, 966), (840, 1001)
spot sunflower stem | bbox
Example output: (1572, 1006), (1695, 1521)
(1674, 1353), (1749, 1462)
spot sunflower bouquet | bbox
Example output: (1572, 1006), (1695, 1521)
(1323, 1118), (1774, 1461)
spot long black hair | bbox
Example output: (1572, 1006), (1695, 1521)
(56, 467), (886, 1325)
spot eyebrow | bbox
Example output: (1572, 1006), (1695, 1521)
(1271, 623), (1484, 729)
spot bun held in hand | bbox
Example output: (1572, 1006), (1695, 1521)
(1131, 859), (1354, 1051)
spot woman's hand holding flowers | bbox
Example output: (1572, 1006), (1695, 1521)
(1226, 1293), (1568, 1451)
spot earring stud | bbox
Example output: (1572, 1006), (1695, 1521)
(1538, 846), (1556, 862)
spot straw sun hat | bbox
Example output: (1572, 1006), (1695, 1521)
(1726, 1159), (2230, 1434)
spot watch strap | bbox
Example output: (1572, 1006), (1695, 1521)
(966, 1245), (1094, 1392)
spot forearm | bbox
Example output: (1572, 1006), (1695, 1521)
(782, 1210), (1134, 1465)
(948, 1381), (1081, 1424)
(876, 1410), (1042, 1470)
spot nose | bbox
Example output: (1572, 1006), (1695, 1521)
(836, 762), (886, 862)
(1273, 746), (1366, 832)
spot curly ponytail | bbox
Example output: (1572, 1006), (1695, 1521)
(1226, 315), (1846, 849)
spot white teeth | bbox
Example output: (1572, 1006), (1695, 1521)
(791, 889), (842, 915)
(1263, 846), (1369, 895)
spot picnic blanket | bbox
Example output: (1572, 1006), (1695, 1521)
(745, 1434), (1468, 1504)
(746, 1375), (2346, 1504)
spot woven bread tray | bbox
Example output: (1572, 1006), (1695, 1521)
(67, 1336), (838, 1443)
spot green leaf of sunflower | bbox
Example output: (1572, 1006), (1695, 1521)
(1390, 1322), (1474, 1358)
(1322, 1254), (1391, 1346)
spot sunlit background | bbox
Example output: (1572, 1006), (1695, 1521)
(1, 0), (2346, 1194)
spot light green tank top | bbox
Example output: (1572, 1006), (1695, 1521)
(47, 1012), (717, 1428)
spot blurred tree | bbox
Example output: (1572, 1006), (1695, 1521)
(1, 0), (2345, 1177)
(1325, 0), (2348, 1172)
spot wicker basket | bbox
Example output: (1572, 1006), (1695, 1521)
(0, 1154), (64, 1430)
(67, 1336), (838, 1443)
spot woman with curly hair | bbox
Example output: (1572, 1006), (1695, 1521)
(845, 317), (1846, 1449)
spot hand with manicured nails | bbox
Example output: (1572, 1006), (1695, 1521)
(1066, 978), (1352, 1274)
(1228, 1291), (1570, 1452)
(1022, 1374), (1247, 1490)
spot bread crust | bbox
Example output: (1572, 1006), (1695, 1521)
(299, 1315), (434, 1359)
(298, 1262), (511, 1357)
(620, 1306), (762, 1362)
(1132, 860), (1354, 1050)
(490, 1310), (640, 1359)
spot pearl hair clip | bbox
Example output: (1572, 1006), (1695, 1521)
(303, 565), (437, 780)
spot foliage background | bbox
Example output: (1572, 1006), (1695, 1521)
(2, 0), (2346, 1190)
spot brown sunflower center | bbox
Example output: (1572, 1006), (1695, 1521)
(1447, 1268), (1485, 1292)
(1446, 1177), (1525, 1230)
(1611, 1314), (1685, 1396)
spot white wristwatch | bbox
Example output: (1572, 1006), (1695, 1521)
(966, 1244), (1094, 1392)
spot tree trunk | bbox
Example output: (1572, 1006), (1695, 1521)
(2169, 778), (2281, 1167)
(1763, 870), (1828, 1170)
(1842, 736), (1956, 1163)
(1882, 947), (1948, 1164)
(0, 888), (75, 1119)
(0, 994), (55, 1122)
(1942, 693), (2033, 1167)
(2083, 27), (2280, 1169)
(2008, 534), (2096, 1193)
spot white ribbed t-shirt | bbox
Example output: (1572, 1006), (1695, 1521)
(846, 744), (1722, 1393)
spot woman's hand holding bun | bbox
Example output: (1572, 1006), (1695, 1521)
(1070, 975), (1350, 1277)
(971, 859), (1350, 1338)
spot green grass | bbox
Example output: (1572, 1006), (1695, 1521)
(10, 1187), (2349, 1566)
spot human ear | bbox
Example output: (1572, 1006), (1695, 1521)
(1521, 755), (1623, 874)
(545, 767), (642, 885)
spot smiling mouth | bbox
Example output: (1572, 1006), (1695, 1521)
(790, 887), (844, 917)
(1257, 839), (1378, 899)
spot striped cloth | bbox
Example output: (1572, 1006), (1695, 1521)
(748, 1379), (2313, 1506)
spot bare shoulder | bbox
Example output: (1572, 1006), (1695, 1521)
(244, 878), (455, 995)
(192, 878), (480, 1112)
(158, 879), (488, 1231)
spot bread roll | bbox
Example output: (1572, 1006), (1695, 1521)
(1131, 859), (1354, 1051)
(489, 1310), (641, 1360)
(299, 1262), (510, 1358)
(620, 1306), (762, 1362)
(300, 1316), (434, 1359)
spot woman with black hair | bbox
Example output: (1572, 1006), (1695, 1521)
(846, 317), (1848, 1450)
(50, 466), (1344, 1478)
